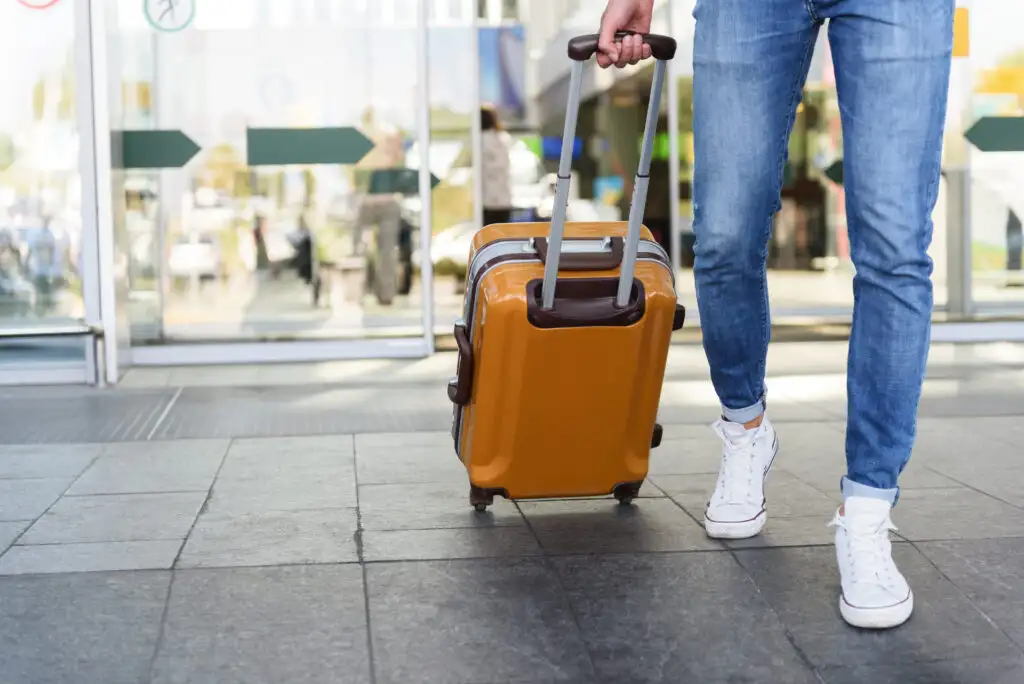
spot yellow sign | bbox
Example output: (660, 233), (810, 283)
(953, 7), (969, 58)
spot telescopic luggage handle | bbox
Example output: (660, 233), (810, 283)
(567, 31), (677, 62)
(540, 31), (676, 310)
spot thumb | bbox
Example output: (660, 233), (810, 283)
(597, 12), (620, 65)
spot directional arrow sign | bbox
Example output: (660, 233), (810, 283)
(367, 168), (441, 196)
(965, 116), (1024, 152)
(824, 159), (844, 185)
(116, 130), (201, 169)
(247, 127), (374, 166)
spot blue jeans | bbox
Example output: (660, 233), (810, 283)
(691, 0), (953, 504)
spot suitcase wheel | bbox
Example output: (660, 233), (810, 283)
(613, 482), (643, 506)
(469, 486), (494, 512)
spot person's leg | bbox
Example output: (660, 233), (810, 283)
(823, 0), (953, 628)
(692, 0), (819, 538)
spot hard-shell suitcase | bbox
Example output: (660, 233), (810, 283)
(447, 32), (685, 511)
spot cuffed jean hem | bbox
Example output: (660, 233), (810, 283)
(841, 476), (899, 507)
(721, 395), (767, 425)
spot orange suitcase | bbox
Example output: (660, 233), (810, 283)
(447, 32), (685, 511)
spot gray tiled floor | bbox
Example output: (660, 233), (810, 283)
(3, 344), (1024, 683)
(151, 565), (370, 684)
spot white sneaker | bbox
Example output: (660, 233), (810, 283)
(830, 496), (914, 629)
(703, 417), (778, 539)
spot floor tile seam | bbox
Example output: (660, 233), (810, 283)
(0, 475), (85, 484)
(907, 538), (1024, 657)
(360, 523), (528, 533)
(660, 492), (828, 676)
(361, 547), (733, 565)
(660, 497), (841, 520)
(352, 434), (379, 684)
(724, 542), (826, 677)
(145, 566), (177, 684)
(0, 449), (105, 559)
(660, 490), (726, 548)
(512, 498), (601, 681)
(898, 532), (1024, 544)
(914, 468), (1024, 511)
(815, 654), (1024, 678)
(0, 566), (174, 580)
(9, 537), (189, 549)
(197, 505), (362, 516)
(170, 437), (234, 570)
(62, 489), (214, 498)
(19, 532), (196, 547)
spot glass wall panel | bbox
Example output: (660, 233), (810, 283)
(105, 0), (427, 346)
(425, 0), (476, 334)
(0, 1), (87, 367)
(964, 3), (1024, 307)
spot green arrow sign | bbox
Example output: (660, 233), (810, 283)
(965, 116), (1024, 152)
(116, 130), (201, 169)
(247, 127), (374, 166)
(367, 168), (441, 196)
(824, 159), (844, 185)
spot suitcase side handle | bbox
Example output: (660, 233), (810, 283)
(448, 320), (474, 406)
(532, 236), (623, 271)
(567, 31), (677, 62)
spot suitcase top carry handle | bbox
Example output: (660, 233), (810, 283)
(531, 237), (624, 271)
(541, 34), (671, 310)
(567, 31), (677, 62)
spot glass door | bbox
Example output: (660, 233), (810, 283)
(0, 0), (91, 380)
(101, 0), (434, 364)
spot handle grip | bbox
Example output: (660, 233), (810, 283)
(447, 321), (473, 406)
(567, 30), (677, 62)
(534, 237), (624, 271)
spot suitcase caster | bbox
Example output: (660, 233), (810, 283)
(613, 482), (642, 506)
(469, 486), (493, 512)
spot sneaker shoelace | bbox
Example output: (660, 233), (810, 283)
(830, 512), (899, 585)
(711, 419), (760, 506)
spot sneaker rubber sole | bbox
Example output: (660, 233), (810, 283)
(839, 590), (914, 629)
(704, 513), (767, 539)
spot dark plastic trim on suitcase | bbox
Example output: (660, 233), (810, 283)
(525, 277), (645, 329)
(672, 303), (686, 331)
(448, 321), (473, 406)
(651, 423), (664, 448)
(567, 31), (677, 61)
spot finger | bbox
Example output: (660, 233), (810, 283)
(597, 13), (619, 66)
(616, 36), (633, 67)
(628, 34), (644, 64)
(641, 43), (652, 61)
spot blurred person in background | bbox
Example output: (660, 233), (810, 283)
(481, 105), (513, 226)
(597, 0), (953, 630)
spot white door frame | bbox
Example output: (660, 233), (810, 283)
(78, 0), (121, 384)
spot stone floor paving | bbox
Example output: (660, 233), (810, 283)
(2, 343), (1024, 683)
